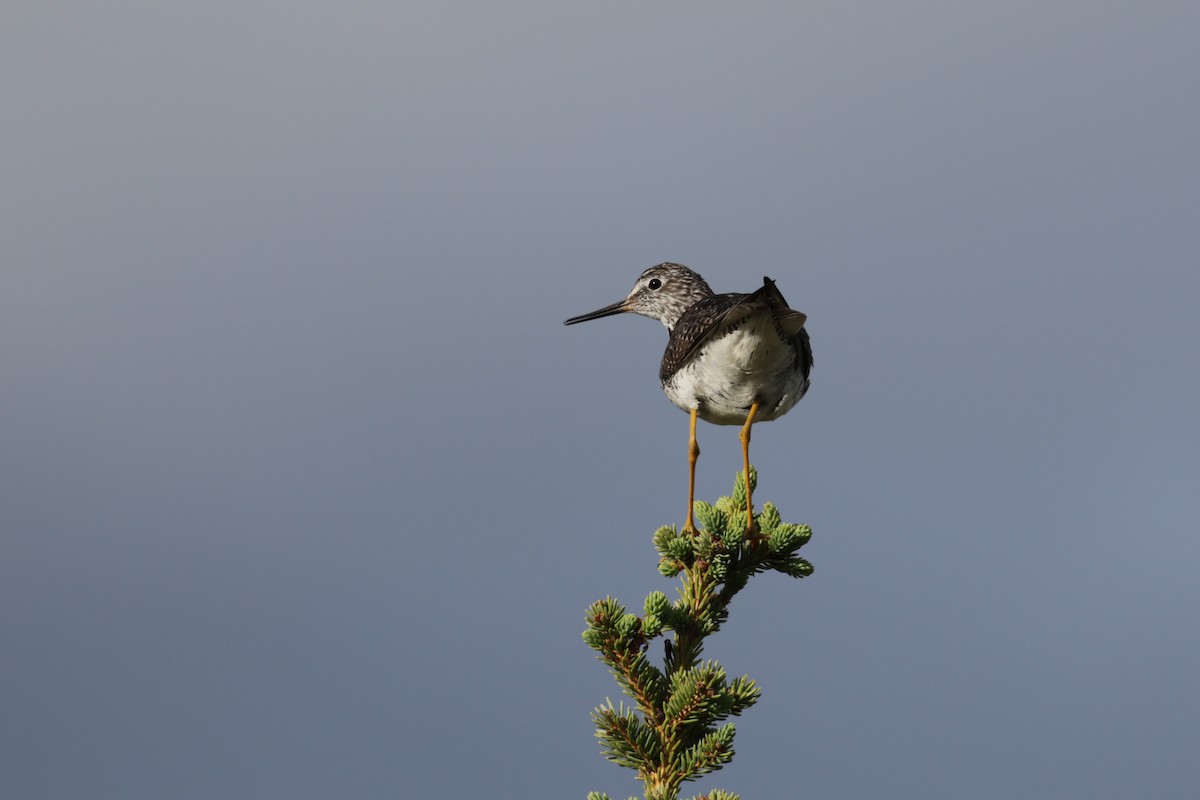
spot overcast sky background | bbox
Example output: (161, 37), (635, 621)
(3, 3), (1199, 799)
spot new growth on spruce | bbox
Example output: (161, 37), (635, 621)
(583, 467), (813, 800)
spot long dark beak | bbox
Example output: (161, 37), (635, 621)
(563, 299), (629, 325)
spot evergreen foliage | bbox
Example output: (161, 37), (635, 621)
(583, 467), (813, 800)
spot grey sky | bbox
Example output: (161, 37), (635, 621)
(3, 3), (1198, 798)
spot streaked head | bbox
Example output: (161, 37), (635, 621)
(563, 263), (714, 331)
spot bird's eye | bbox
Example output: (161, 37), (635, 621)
(648, 278), (662, 290)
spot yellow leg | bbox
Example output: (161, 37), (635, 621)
(684, 407), (700, 534)
(739, 401), (760, 532)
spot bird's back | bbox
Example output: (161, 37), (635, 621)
(660, 278), (812, 425)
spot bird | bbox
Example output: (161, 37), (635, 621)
(564, 262), (812, 534)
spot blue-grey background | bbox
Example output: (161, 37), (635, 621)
(4, 3), (1198, 798)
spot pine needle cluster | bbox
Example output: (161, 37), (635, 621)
(582, 467), (813, 800)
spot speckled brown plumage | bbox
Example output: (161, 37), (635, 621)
(659, 278), (813, 391)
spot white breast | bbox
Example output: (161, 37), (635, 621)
(662, 316), (806, 425)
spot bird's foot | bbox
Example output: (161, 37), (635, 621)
(744, 518), (767, 544)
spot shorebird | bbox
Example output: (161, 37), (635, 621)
(564, 262), (812, 534)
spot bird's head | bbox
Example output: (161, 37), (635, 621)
(563, 262), (713, 331)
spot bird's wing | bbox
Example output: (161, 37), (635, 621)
(758, 277), (814, 381)
(659, 292), (760, 382)
(660, 278), (814, 384)
(756, 277), (807, 333)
